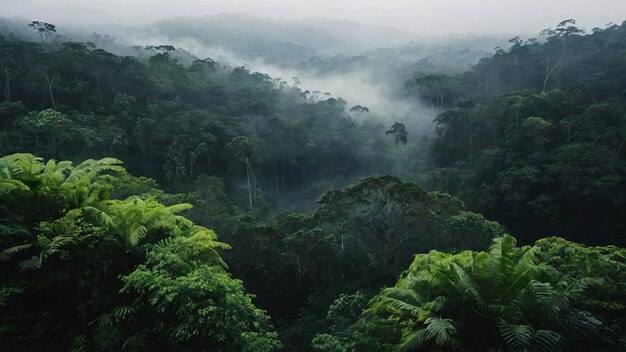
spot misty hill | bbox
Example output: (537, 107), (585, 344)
(0, 34), (399, 210)
(130, 14), (501, 124)
(0, 15), (503, 122)
(134, 14), (502, 82)
(1, 13), (626, 352)
(141, 14), (418, 63)
(406, 20), (626, 103)
(409, 20), (626, 245)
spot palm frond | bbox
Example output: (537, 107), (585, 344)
(532, 330), (562, 351)
(565, 310), (602, 341)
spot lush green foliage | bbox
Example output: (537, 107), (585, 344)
(0, 153), (280, 351)
(413, 21), (626, 245)
(0, 34), (395, 210)
(340, 235), (625, 351)
(1, 18), (625, 352)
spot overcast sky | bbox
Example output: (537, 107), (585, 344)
(1, 0), (625, 36)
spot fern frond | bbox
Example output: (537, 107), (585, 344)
(424, 317), (460, 348)
(452, 262), (485, 308)
(379, 296), (423, 319)
(164, 203), (193, 214)
(84, 205), (114, 228)
(396, 328), (427, 352)
(128, 225), (148, 247)
(0, 243), (32, 261)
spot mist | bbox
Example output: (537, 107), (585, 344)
(86, 14), (503, 129)
(3, 0), (626, 37)
(0, 8), (622, 207)
(2, 3), (626, 351)
(3, 0), (621, 127)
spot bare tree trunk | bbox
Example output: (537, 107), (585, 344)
(245, 159), (252, 208)
(544, 38), (569, 92)
(96, 77), (103, 104)
(618, 138), (625, 158)
(247, 160), (257, 200)
(341, 233), (344, 254)
(543, 53), (560, 92)
(3, 67), (10, 101)
(274, 165), (280, 202)
(567, 128), (578, 143)
(38, 32), (45, 49)
(45, 73), (57, 109)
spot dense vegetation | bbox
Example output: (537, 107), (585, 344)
(0, 153), (281, 351)
(407, 20), (626, 245)
(321, 235), (626, 351)
(1, 18), (625, 351)
(0, 34), (394, 209)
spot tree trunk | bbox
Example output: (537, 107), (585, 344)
(544, 42), (567, 92)
(274, 165), (280, 202)
(245, 159), (252, 208)
(282, 158), (286, 187)
(45, 73), (57, 109)
(3, 67), (10, 101)
(247, 160), (257, 200)
(96, 77), (103, 104)
(38, 31), (45, 49)
(341, 233), (344, 254)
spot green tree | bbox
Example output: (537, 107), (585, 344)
(317, 176), (464, 280)
(115, 236), (280, 351)
(386, 122), (408, 146)
(226, 136), (257, 208)
(17, 109), (74, 158)
(28, 21), (56, 49)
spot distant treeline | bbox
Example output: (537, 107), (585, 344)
(407, 20), (626, 245)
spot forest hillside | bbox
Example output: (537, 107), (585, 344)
(0, 16), (625, 352)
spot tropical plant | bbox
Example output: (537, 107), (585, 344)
(114, 235), (281, 351)
(354, 235), (612, 351)
(0, 154), (279, 351)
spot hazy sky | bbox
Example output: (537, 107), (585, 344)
(1, 0), (625, 36)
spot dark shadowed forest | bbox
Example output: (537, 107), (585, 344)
(1, 11), (625, 352)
